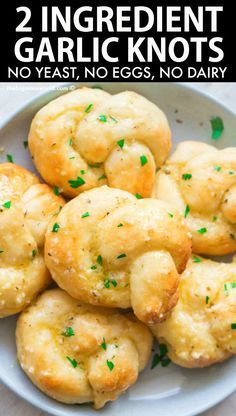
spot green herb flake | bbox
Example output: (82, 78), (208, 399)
(69, 156), (76, 160)
(6, 154), (14, 163)
(80, 170), (86, 175)
(88, 162), (102, 168)
(98, 115), (107, 123)
(106, 360), (114, 371)
(62, 327), (74, 337)
(104, 279), (110, 289)
(111, 279), (117, 287)
(184, 204), (190, 218)
(101, 338), (107, 350)
(212, 216), (218, 222)
(151, 354), (161, 369)
(206, 295), (210, 304)
(229, 171), (235, 175)
(159, 344), (168, 357)
(66, 356), (78, 368)
(224, 282), (236, 294)
(197, 227), (207, 234)
(231, 323), (236, 330)
(135, 193), (143, 199)
(85, 103), (93, 113)
(53, 186), (61, 196)
(91, 265), (97, 270)
(68, 138), (73, 146)
(23, 140), (28, 149)
(117, 223), (123, 227)
(117, 253), (126, 259)
(98, 174), (107, 181)
(68, 176), (85, 188)
(140, 155), (148, 166)
(109, 115), (118, 123)
(81, 212), (90, 219)
(32, 249), (37, 258)
(52, 223), (60, 233)
(117, 138), (125, 149)
(210, 117), (224, 140)
(168, 213), (174, 218)
(214, 166), (222, 172)
(193, 256), (202, 263)
(182, 173), (192, 180)
(2, 201), (11, 209)
(0, 249), (4, 253)
(97, 255), (103, 266)
(161, 358), (171, 367)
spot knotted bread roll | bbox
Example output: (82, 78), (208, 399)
(45, 186), (191, 324)
(0, 163), (65, 317)
(152, 141), (236, 255)
(152, 255), (236, 368)
(16, 288), (153, 409)
(29, 87), (171, 198)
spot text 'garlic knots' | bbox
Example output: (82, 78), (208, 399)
(153, 141), (236, 255)
(45, 186), (191, 324)
(16, 289), (153, 409)
(152, 256), (236, 368)
(29, 87), (171, 198)
(0, 163), (65, 317)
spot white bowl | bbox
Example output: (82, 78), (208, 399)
(0, 83), (236, 416)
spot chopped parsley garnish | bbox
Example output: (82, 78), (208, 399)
(229, 171), (235, 175)
(32, 249), (37, 258)
(117, 138), (125, 149)
(81, 212), (90, 218)
(106, 360), (114, 371)
(206, 295), (210, 304)
(182, 173), (192, 180)
(193, 256), (202, 263)
(117, 253), (126, 259)
(212, 216), (218, 222)
(101, 338), (107, 350)
(109, 115), (118, 123)
(135, 193), (143, 199)
(69, 156), (76, 160)
(62, 327), (74, 337)
(97, 255), (103, 266)
(0, 249), (4, 253)
(68, 138), (73, 146)
(6, 154), (14, 163)
(23, 140), (28, 149)
(117, 223), (123, 227)
(68, 176), (85, 188)
(52, 223), (60, 233)
(2, 201), (11, 209)
(214, 166), (222, 172)
(224, 282), (236, 294)
(98, 115), (107, 123)
(80, 170), (86, 175)
(140, 155), (148, 166)
(168, 213), (174, 218)
(210, 117), (224, 140)
(231, 323), (236, 330)
(85, 103), (93, 113)
(66, 356), (78, 368)
(197, 227), (207, 234)
(53, 186), (61, 196)
(184, 204), (190, 218)
(91, 265), (97, 270)
(88, 162), (102, 168)
(98, 174), (107, 180)
(151, 343), (170, 369)
(104, 279), (117, 288)
(161, 358), (171, 367)
(151, 354), (161, 369)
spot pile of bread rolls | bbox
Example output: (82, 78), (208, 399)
(1, 87), (235, 409)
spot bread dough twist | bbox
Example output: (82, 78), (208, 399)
(152, 255), (236, 368)
(153, 141), (236, 255)
(0, 163), (65, 317)
(29, 87), (171, 198)
(45, 186), (191, 324)
(16, 289), (153, 409)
